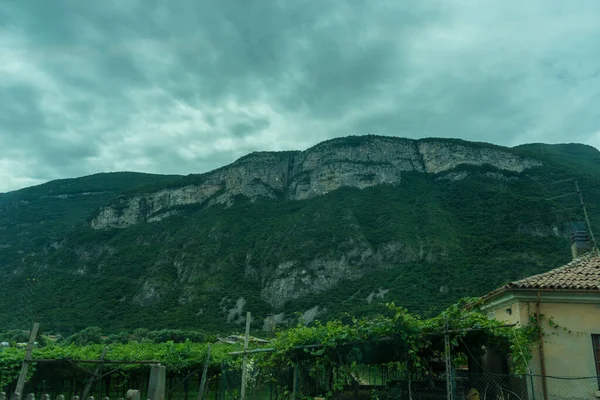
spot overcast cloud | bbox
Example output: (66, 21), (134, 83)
(1, 0), (599, 192)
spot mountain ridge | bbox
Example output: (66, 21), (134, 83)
(3, 136), (597, 197)
(1, 135), (598, 334)
(89, 136), (543, 229)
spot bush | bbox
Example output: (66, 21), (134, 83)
(67, 326), (103, 345)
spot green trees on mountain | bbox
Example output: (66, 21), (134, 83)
(0, 138), (598, 334)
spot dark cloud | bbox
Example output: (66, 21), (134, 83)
(230, 118), (272, 138)
(1, 0), (599, 191)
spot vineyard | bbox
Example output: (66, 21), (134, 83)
(0, 300), (538, 399)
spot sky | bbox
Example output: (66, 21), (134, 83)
(1, 0), (599, 192)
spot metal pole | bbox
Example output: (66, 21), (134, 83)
(240, 312), (251, 400)
(536, 292), (549, 400)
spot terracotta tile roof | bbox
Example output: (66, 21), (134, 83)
(478, 251), (600, 304)
(509, 252), (600, 290)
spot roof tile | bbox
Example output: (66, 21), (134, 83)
(510, 252), (600, 290)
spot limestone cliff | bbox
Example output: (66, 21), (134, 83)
(3, 138), (596, 333)
(91, 137), (542, 230)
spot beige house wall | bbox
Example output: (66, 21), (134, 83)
(484, 294), (600, 400)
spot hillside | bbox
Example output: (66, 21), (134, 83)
(1, 136), (598, 335)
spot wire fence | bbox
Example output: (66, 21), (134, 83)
(530, 375), (600, 400)
(210, 366), (600, 400)
(5, 365), (600, 400)
(4, 359), (600, 400)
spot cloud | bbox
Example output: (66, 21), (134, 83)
(0, 0), (599, 192)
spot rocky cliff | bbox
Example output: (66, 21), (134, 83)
(2, 136), (597, 334)
(91, 137), (542, 229)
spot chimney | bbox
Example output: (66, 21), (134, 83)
(571, 229), (591, 259)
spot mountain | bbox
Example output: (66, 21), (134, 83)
(1, 136), (599, 335)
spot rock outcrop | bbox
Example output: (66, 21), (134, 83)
(90, 137), (542, 229)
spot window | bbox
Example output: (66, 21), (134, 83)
(592, 334), (600, 387)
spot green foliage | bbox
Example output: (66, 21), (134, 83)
(0, 300), (551, 394)
(263, 300), (537, 375)
(103, 328), (210, 344)
(0, 330), (48, 347)
(0, 139), (598, 333)
(40, 327), (212, 346)
(0, 330), (29, 344)
(0, 348), (24, 388)
(0, 340), (236, 389)
(515, 143), (600, 176)
(67, 326), (103, 345)
(144, 329), (208, 343)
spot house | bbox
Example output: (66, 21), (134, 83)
(479, 250), (600, 400)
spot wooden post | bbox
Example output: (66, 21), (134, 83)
(13, 323), (39, 400)
(82, 348), (108, 400)
(1, 392), (6, 400)
(57, 396), (65, 400)
(42, 395), (49, 400)
(147, 365), (166, 400)
(197, 345), (211, 400)
(72, 396), (80, 400)
(240, 312), (251, 400)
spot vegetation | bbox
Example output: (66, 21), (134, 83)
(0, 340), (235, 390)
(514, 143), (600, 176)
(0, 138), (598, 335)
(0, 300), (540, 398)
(261, 299), (537, 374)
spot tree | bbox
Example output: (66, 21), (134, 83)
(67, 326), (103, 345)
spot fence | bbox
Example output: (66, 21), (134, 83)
(5, 363), (600, 399)
(530, 375), (600, 400)
(1, 363), (166, 400)
(204, 364), (600, 400)
(0, 392), (144, 400)
(219, 367), (529, 400)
